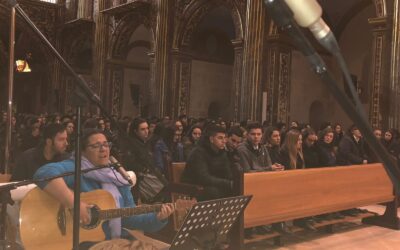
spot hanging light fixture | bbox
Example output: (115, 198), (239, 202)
(15, 59), (31, 72)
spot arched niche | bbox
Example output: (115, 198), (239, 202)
(120, 24), (152, 118)
(186, 6), (237, 120)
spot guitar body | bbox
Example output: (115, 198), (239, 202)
(19, 188), (116, 250)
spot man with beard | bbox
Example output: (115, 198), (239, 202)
(12, 123), (69, 181)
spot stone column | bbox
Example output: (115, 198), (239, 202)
(49, 2), (64, 112)
(153, 0), (174, 117)
(93, 0), (109, 110)
(109, 66), (124, 116)
(170, 49), (192, 118)
(388, 0), (400, 128)
(369, 17), (390, 128)
(77, 0), (92, 19)
(265, 43), (292, 125)
(231, 39), (244, 122)
(240, 0), (266, 121)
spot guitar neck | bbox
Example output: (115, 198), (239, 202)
(98, 203), (174, 220)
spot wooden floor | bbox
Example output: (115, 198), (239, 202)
(245, 205), (400, 249)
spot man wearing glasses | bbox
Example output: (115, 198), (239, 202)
(33, 129), (174, 244)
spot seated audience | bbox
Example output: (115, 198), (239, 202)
(279, 129), (304, 170)
(182, 125), (202, 160)
(225, 126), (243, 167)
(181, 125), (233, 201)
(317, 128), (337, 167)
(263, 127), (281, 164)
(237, 123), (283, 172)
(332, 123), (344, 148)
(302, 128), (320, 168)
(337, 125), (369, 165)
(153, 122), (184, 177)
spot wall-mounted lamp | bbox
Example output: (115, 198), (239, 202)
(15, 59), (31, 72)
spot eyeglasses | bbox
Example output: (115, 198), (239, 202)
(87, 141), (112, 150)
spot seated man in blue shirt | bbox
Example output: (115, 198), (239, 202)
(34, 129), (174, 241)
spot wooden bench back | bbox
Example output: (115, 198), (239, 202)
(243, 163), (394, 228)
(170, 162), (186, 183)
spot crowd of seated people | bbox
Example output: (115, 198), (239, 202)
(2, 110), (400, 243)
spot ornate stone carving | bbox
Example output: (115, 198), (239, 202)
(111, 67), (124, 116)
(369, 16), (387, 129)
(174, 0), (244, 48)
(374, 0), (386, 17)
(19, 0), (59, 42)
(110, 7), (153, 59)
(240, 0), (266, 121)
(178, 61), (191, 116)
(232, 39), (243, 122)
(277, 52), (291, 123)
(370, 35), (383, 128)
(267, 48), (277, 124)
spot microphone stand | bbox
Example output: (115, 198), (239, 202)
(71, 87), (87, 249)
(264, 0), (400, 193)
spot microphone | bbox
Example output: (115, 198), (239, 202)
(284, 0), (340, 54)
(264, 0), (326, 72)
(110, 156), (134, 186)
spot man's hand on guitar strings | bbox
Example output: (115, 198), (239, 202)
(156, 203), (175, 221)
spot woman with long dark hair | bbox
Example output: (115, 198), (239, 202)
(182, 125), (202, 160)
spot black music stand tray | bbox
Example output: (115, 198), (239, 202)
(170, 195), (252, 250)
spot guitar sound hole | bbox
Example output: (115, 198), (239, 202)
(82, 204), (100, 230)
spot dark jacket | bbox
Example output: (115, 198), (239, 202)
(181, 140), (232, 192)
(279, 148), (304, 169)
(302, 143), (320, 168)
(122, 135), (155, 173)
(236, 140), (273, 172)
(11, 146), (68, 181)
(316, 141), (337, 167)
(267, 144), (281, 164)
(337, 135), (368, 165)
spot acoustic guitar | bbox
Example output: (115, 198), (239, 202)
(19, 188), (194, 250)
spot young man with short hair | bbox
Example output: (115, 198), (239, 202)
(12, 123), (69, 181)
(181, 125), (233, 201)
(237, 123), (283, 172)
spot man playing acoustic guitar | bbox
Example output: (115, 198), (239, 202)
(32, 129), (174, 248)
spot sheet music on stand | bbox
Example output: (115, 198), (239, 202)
(170, 195), (252, 250)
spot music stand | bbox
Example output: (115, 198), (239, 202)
(170, 195), (252, 250)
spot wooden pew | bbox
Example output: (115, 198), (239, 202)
(167, 162), (204, 230)
(232, 163), (399, 249)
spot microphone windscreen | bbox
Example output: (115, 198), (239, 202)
(285, 0), (322, 27)
(127, 171), (137, 186)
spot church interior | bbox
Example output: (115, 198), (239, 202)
(1, 0), (400, 249)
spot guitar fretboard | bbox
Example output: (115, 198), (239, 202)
(98, 203), (175, 220)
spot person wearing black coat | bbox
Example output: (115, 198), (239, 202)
(302, 128), (320, 168)
(337, 125), (369, 165)
(122, 118), (155, 173)
(181, 125), (233, 201)
(317, 128), (337, 167)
